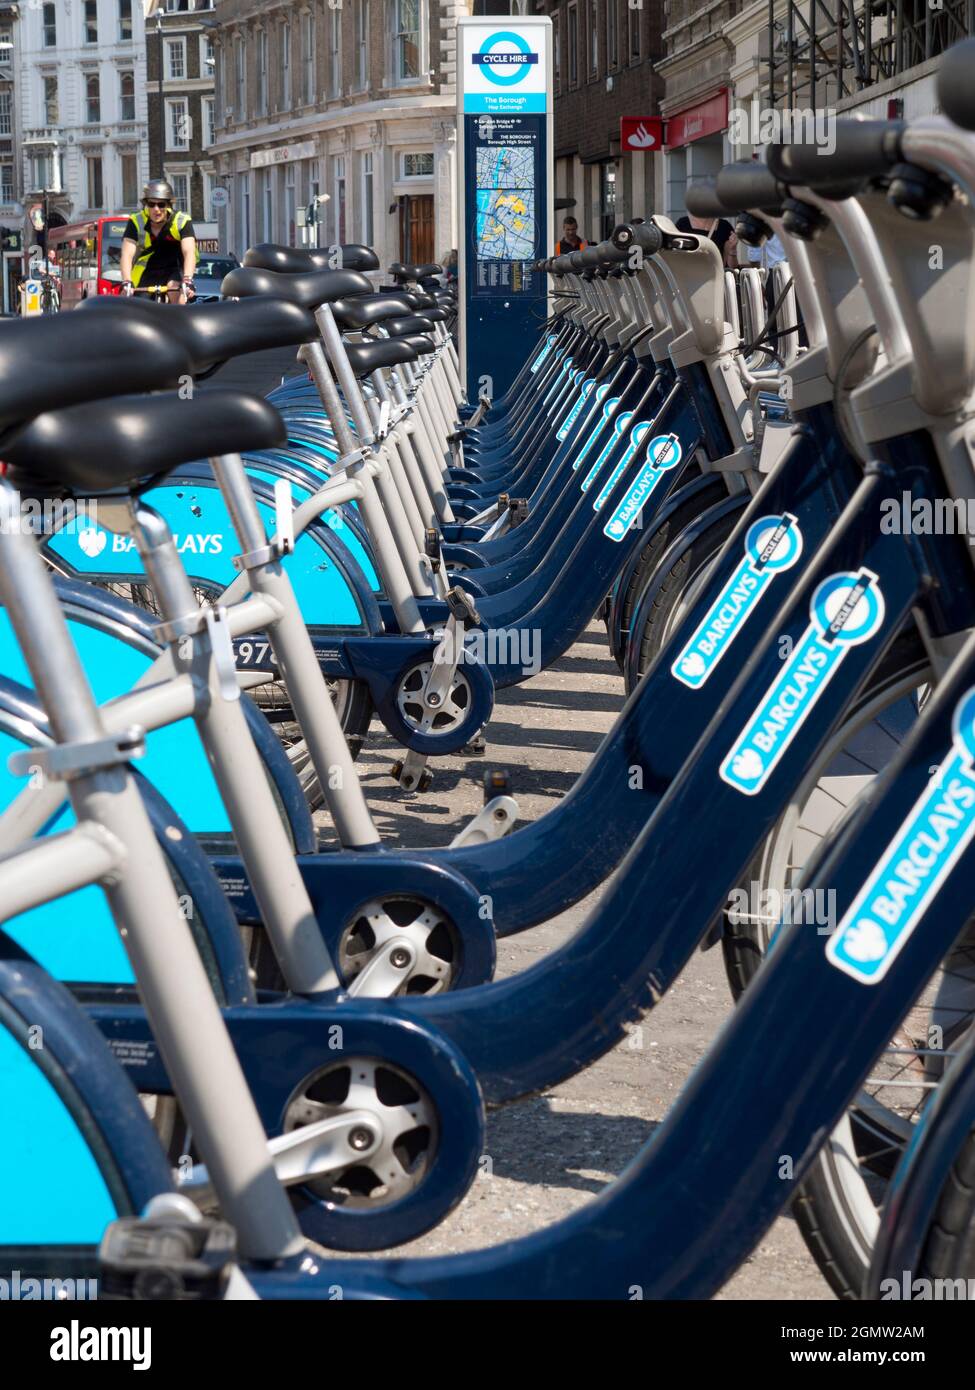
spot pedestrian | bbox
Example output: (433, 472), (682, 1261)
(555, 216), (588, 255)
(441, 249), (458, 285)
(674, 210), (738, 269)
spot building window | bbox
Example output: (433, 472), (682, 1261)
(0, 164), (12, 203)
(202, 169), (218, 221)
(391, 0), (421, 83)
(170, 171), (189, 211)
(600, 161), (617, 241)
(86, 74), (101, 123)
(628, 1), (640, 61)
(166, 97), (190, 150)
(120, 71), (135, 121)
(257, 29), (268, 113)
(43, 2), (57, 47)
(86, 155), (103, 209)
(235, 35), (246, 115)
(328, 8), (340, 97)
(0, 91), (10, 136)
(360, 150), (373, 246)
(588, 0), (598, 78)
(119, 0), (132, 42)
(260, 167), (273, 240)
(284, 163), (296, 245)
(401, 152), (433, 178)
(567, 3), (578, 86)
(354, 0), (368, 89)
(200, 34), (215, 74)
(166, 38), (186, 81)
(120, 150), (138, 204)
(237, 171), (251, 255)
(606, 0), (618, 69)
(43, 74), (58, 125)
(332, 154), (345, 244)
(553, 11), (561, 92)
(84, 0), (98, 45)
(301, 9), (315, 104)
(203, 96), (215, 147)
(281, 21), (291, 108)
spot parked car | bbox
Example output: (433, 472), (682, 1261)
(192, 254), (240, 302)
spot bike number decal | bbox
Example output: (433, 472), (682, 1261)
(672, 514), (803, 689)
(827, 688), (975, 984)
(602, 433), (682, 537)
(720, 569), (885, 796)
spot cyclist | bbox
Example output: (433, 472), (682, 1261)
(119, 178), (198, 304)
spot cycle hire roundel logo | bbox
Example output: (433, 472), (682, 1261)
(464, 24), (547, 114)
(474, 31), (536, 86)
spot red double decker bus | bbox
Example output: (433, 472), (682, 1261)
(46, 215), (131, 309)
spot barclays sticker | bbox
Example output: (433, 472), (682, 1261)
(602, 432), (682, 537)
(672, 513), (803, 689)
(720, 568), (885, 796)
(557, 376), (596, 440)
(827, 687), (975, 984)
(581, 410), (633, 494)
(570, 386), (614, 471)
(530, 334), (557, 374)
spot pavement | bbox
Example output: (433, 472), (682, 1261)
(221, 345), (833, 1299)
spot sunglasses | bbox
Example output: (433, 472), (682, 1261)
(145, 200), (172, 209)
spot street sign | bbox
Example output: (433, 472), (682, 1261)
(23, 279), (42, 316)
(210, 186), (230, 209)
(457, 17), (553, 400)
(620, 117), (664, 153)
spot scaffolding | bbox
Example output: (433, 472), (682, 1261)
(765, 0), (975, 110)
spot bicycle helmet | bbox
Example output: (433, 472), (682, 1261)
(142, 178), (175, 205)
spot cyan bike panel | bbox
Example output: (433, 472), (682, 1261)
(46, 480), (371, 626)
(0, 609), (230, 834)
(0, 1015), (117, 1243)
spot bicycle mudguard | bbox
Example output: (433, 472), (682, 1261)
(0, 944), (173, 1263)
(866, 1023), (975, 1297)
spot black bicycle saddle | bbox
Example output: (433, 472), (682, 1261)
(243, 242), (381, 274)
(222, 265), (373, 309)
(0, 313), (192, 436)
(3, 390), (286, 497)
(77, 296), (319, 371)
(342, 338), (422, 378)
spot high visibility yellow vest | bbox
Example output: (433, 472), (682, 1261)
(129, 208), (199, 286)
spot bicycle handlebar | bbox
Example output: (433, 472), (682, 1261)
(684, 182), (728, 218)
(766, 119), (905, 185)
(939, 38), (975, 132)
(715, 163), (787, 213)
(610, 221), (664, 256)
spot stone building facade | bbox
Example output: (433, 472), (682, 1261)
(209, 0), (470, 267)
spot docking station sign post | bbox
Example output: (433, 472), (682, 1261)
(456, 17), (553, 402)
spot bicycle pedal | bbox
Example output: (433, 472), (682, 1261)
(98, 1212), (237, 1300)
(463, 734), (487, 756)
